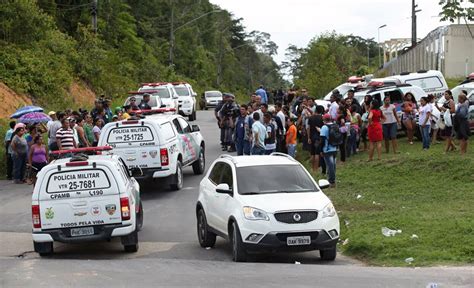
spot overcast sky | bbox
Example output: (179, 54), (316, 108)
(209, 0), (453, 64)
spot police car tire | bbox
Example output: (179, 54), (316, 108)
(192, 148), (205, 175)
(34, 241), (53, 256)
(170, 161), (183, 191)
(188, 111), (195, 121)
(136, 200), (144, 232)
(319, 246), (337, 261)
(124, 243), (139, 253)
(123, 231), (139, 253)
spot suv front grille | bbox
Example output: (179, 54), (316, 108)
(274, 211), (318, 224)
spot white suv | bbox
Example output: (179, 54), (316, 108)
(98, 113), (205, 190)
(172, 82), (197, 121)
(196, 153), (340, 262)
(32, 149), (142, 255)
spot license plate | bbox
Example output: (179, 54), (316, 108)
(287, 236), (311, 246)
(70, 227), (94, 237)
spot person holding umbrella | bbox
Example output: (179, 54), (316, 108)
(10, 123), (28, 184)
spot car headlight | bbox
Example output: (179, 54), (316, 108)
(243, 206), (269, 221)
(322, 203), (336, 218)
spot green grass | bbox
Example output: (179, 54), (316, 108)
(297, 139), (474, 266)
(446, 77), (465, 89)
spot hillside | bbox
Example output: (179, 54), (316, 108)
(0, 0), (283, 114)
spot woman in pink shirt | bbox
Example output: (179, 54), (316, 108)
(28, 135), (49, 185)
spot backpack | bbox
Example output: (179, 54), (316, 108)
(327, 124), (343, 146)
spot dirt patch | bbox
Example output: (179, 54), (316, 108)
(69, 81), (96, 107)
(0, 82), (32, 118)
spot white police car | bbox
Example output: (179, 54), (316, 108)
(138, 82), (179, 111)
(196, 153), (339, 262)
(98, 111), (205, 190)
(172, 82), (198, 121)
(32, 147), (143, 256)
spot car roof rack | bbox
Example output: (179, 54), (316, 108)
(51, 146), (112, 158)
(270, 152), (296, 161)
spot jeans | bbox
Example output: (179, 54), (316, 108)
(287, 144), (296, 158)
(251, 146), (265, 155)
(421, 125), (431, 149)
(339, 133), (347, 162)
(323, 152), (337, 184)
(12, 153), (27, 182)
(346, 129), (357, 157)
(235, 139), (251, 156)
(6, 150), (13, 179)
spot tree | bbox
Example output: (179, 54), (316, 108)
(439, 0), (474, 38)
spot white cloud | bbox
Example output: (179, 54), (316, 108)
(210, 0), (450, 64)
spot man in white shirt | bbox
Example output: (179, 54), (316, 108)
(329, 95), (340, 120)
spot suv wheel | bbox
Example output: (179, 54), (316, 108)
(230, 222), (247, 262)
(136, 200), (144, 232)
(188, 110), (196, 121)
(197, 209), (216, 248)
(319, 246), (337, 261)
(192, 148), (205, 175)
(170, 161), (183, 191)
(34, 241), (53, 256)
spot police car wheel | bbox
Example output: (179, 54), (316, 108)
(192, 148), (205, 175)
(136, 200), (144, 232)
(170, 161), (183, 191)
(124, 243), (138, 253)
(122, 231), (139, 253)
(34, 241), (53, 256)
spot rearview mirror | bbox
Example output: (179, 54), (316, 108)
(318, 179), (330, 189)
(216, 183), (232, 195)
(192, 125), (200, 132)
(192, 92), (197, 97)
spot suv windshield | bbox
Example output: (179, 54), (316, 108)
(174, 86), (190, 97)
(125, 94), (158, 107)
(141, 87), (170, 98)
(236, 165), (317, 195)
(205, 92), (221, 98)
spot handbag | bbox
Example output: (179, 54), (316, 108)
(444, 109), (452, 127)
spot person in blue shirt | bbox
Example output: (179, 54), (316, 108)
(255, 86), (268, 104)
(234, 105), (251, 156)
(4, 121), (16, 180)
(319, 114), (338, 188)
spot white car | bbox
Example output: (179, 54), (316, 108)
(172, 82), (198, 121)
(98, 113), (205, 190)
(32, 149), (143, 256)
(196, 153), (340, 262)
(202, 90), (222, 110)
(391, 70), (448, 99)
(138, 82), (179, 111)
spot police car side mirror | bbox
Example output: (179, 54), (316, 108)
(192, 125), (200, 132)
(192, 92), (197, 97)
(173, 95), (179, 99)
(130, 168), (143, 177)
(318, 179), (330, 190)
(216, 183), (232, 195)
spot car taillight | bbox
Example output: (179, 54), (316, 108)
(32, 205), (41, 228)
(120, 197), (131, 221)
(160, 148), (169, 166)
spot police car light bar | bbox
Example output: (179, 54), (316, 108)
(128, 90), (159, 95)
(367, 81), (385, 87)
(171, 81), (188, 85)
(133, 108), (177, 115)
(139, 82), (168, 87)
(347, 76), (363, 83)
(51, 146), (113, 155)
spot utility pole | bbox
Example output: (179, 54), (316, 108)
(411, 0), (422, 47)
(92, 0), (98, 33)
(169, 1), (175, 67)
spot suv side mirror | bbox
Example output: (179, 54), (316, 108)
(192, 125), (200, 132)
(318, 179), (330, 189)
(192, 92), (197, 97)
(216, 183), (232, 195)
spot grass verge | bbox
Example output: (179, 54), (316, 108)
(297, 139), (474, 266)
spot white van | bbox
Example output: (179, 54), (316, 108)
(391, 70), (448, 99)
(32, 151), (142, 255)
(98, 114), (206, 190)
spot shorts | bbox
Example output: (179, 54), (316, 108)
(382, 123), (397, 140)
(441, 126), (453, 137)
(310, 139), (321, 156)
(456, 120), (470, 140)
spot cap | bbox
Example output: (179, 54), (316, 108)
(48, 111), (56, 116)
(115, 106), (122, 112)
(14, 123), (26, 130)
(222, 93), (235, 99)
(322, 113), (331, 120)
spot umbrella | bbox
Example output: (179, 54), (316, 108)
(18, 112), (51, 124)
(10, 106), (44, 119)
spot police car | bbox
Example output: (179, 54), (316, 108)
(138, 82), (179, 111)
(32, 147), (143, 256)
(98, 109), (206, 190)
(172, 82), (198, 121)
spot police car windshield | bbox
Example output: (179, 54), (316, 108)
(141, 87), (170, 98)
(236, 165), (318, 195)
(126, 95), (158, 107)
(174, 87), (190, 97)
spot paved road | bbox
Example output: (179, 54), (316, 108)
(0, 111), (472, 287)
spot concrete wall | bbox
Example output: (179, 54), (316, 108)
(444, 25), (474, 77)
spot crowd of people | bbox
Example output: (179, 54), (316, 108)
(214, 87), (471, 187)
(3, 87), (471, 187)
(3, 96), (153, 184)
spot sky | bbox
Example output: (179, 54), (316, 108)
(209, 0), (453, 65)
